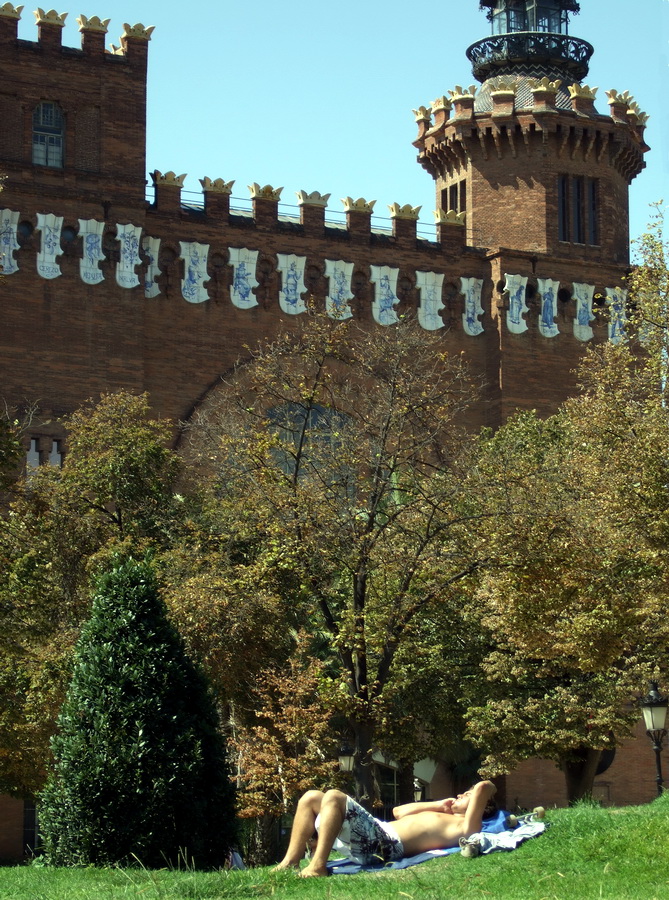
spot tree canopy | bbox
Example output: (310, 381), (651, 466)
(183, 313), (487, 806)
(465, 212), (669, 800)
(0, 392), (184, 795)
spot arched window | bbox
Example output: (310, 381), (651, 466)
(32, 101), (64, 168)
(268, 402), (350, 480)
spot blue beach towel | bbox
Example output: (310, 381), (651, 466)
(326, 810), (546, 875)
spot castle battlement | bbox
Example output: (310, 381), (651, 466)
(415, 78), (648, 178)
(148, 176), (459, 247)
(0, 6), (152, 61)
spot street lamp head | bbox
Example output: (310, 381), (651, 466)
(638, 681), (669, 733)
(638, 681), (667, 797)
(338, 741), (355, 773)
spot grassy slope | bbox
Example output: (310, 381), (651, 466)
(1, 794), (667, 900)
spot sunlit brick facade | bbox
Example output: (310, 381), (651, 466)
(0, 3), (661, 859)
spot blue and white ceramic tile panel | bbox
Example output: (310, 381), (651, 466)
(324, 259), (354, 320)
(78, 218), (106, 285)
(142, 236), (161, 298)
(180, 241), (210, 304)
(460, 276), (484, 336)
(537, 277), (560, 338)
(0, 209), (20, 275)
(228, 247), (259, 309)
(606, 287), (627, 344)
(572, 282), (595, 342)
(369, 265), (400, 326)
(115, 223), (142, 289)
(276, 253), (307, 315)
(0, 207), (628, 345)
(35, 213), (63, 279)
(416, 271), (445, 331)
(505, 273), (529, 334)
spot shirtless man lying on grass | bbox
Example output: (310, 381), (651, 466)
(274, 779), (497, 878)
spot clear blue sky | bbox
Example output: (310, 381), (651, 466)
(24, 1), (669, 247)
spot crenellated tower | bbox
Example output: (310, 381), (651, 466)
(414, 1), (649, 263)
(0, 7), (152, 210)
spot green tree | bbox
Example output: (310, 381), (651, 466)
(465, 214), (669, 800)
(227, 630), (342, 865)
(161, 518), (345, 861)
(185, 313), (485, 807)
(63, 391), (182, 544)
(0, 392), (184, 796)
(39, 556), (236, 868)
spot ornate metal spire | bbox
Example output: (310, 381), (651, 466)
(468, 1), (593, 83)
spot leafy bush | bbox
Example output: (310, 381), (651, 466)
(39, 556), (236, 867)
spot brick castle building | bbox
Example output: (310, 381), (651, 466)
(0, 1), (661, 859)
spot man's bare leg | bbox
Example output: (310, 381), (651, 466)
(273, 790), (324, 870)
(300, 789), (347, 878)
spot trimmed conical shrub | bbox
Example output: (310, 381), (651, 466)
(39, 556), (236, 867)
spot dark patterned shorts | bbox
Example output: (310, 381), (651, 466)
(337, 796), (405, 865)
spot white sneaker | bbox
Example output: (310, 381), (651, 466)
(459, 836), (481, 859)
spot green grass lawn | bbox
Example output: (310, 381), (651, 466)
(1, 794), (668, 900)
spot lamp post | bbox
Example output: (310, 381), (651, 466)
(338, 742), (355, 774)
(638, 681), (668, 796)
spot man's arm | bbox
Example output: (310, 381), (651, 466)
(392, 798), (453, 819)
(462, 780), (496, 838)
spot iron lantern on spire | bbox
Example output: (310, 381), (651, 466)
(478, 1), (580, 35)
(469, 1), (592, 83)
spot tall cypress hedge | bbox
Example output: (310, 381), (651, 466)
(39, 557), (236, 867)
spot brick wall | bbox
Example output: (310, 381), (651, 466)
(0, 795), (24, 861)
(506, 720), (667, 810)
(0, 182), (632, 436)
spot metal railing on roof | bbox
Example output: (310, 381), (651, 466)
(148, 190), (439, 242)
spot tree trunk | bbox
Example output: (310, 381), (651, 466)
(352, 720), (379, 810)
(241, 814), (281, 867)
(561, 748), (602, 803)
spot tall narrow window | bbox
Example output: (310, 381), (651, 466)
(377, 764), (400, 821)
(558, 175), (598, 245)
(23, 800), (38, 855)
(445, 180), (467, 214)
(48, 439), (63, 467)
(572, 176), (585, 244)
(587, 178), (599, 245)
(491, 3), (506, 34)
(32, 102), (64, 168)
(26, 438), (40, 468)
(558, 175), (570, 242)
(533, 1), (563, 32)
(508, 1), (527, 31)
